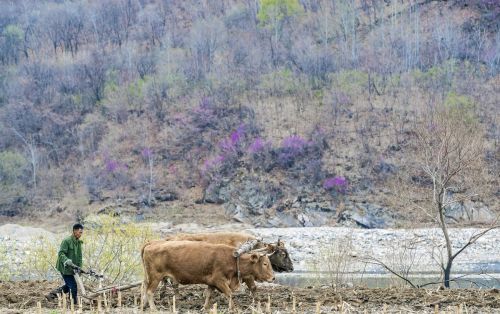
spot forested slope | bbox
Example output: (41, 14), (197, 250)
(0, 0), (498, 226)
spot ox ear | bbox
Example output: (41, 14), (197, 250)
(250, 253), (259, 264)
(277, 238), (285, 247)
(266, 243), (276, 253)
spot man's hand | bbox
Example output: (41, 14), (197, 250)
(64, 259), (83, 274)
(64, 259), (76, 268)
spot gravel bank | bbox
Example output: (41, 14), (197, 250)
(1, 223), (499, 280)
(248, 226), (500, 274)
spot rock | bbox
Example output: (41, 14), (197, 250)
(373, 161), (397, 175)
(232, 205), (249, 223)
(266, 211), (301, 227)
(204, 181), (225, 204)
(223, 176), (283, 221)
(97, 205), (122, 216)
(445, 201), (495, 224)
(305, 201), (334, 212)
(297, 213), (313, 227)
(337, 203), (396, 228)
(151, 222), (173, 235)
(389, 144), (401, 151)
(0, 224), (56, 241)
(154, 191), (177, 202)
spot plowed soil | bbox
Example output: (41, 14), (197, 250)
(1, 280), (499, 313)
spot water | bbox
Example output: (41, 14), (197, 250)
(275, 271), (500, 289)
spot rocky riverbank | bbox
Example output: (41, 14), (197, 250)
(1, 223), (499, 282)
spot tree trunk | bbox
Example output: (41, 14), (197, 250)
(444, 260), (452, 288)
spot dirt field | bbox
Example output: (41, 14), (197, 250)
(1, 280), (499, 313)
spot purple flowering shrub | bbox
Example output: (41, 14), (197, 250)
(247, 137), (275, 172)
(245, 128), (328, 188)
(84, 152), (131, 200)
(102, 155), (130, 190)
(323, 176), (349, 194)
(201, 123), (253, 186)
(277, 135), (308, 168)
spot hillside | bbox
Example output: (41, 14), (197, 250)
(0, 0), (498, 228)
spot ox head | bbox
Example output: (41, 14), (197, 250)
(244, 253), (275, 283)
(266, 239), (294, 272)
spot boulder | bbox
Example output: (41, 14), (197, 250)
(445, 201), (495, 224)
(154, 190), (177, 202)
(337, 203), (396, 228)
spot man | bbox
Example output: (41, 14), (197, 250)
(46, 223), (84, 303)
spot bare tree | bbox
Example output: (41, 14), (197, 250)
(413, 105), (499, 288)
(11, 128), (38, 196)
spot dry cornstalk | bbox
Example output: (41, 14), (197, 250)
(103, 291), (108, 310)
(57, 293), (62, 309)
(62, 292), (67, 311)
(97, 295), (102, 312)
(173, 295), (176, 313)
(70, 294), (75, 314)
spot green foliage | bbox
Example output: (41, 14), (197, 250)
(0, 150), (26, 184)
(3, 24), (23, 42)
(29, 215), (159, 284)
(412, 60), (459, 93)
(330, 70), (369, 96)
(259, 68), (304, 96)
(443, 92), (477, 125)
(257, 0), (302, 27)
(1, 25), (24, 64)
(0, 241), (9, 281)
(126, 77), (147, 110)
(103, 71), (119, 97)
(28, 236), (59, 280)
(82, 215), (158, 283)
(127, 77), (146, 102)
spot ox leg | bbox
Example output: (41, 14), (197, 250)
(203, 286), (215, 310)
(215, 281), (235, 312)
(161, 277), (169, 294)
(161, 277), (180, 297)
(172, 281), (181, 301)
(243, 278), (257, 297)
(146, 278), (161, 311)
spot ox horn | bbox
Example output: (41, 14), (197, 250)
(249, 247), (268, 253)
(234, 239), (259, 257)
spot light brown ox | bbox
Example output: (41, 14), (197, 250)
(164, 232), (294, 272)
(140, 240), (275, 311)
(161, 232), (293, 294)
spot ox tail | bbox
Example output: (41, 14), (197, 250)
(140, 241), (150, 285)
(140, 240), (152, 309)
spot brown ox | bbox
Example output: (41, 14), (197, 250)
(165, 232), (294, 272)
(161, 232), (293, 295)
(141, 240), (275, 311)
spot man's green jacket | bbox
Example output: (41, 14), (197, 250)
(55, 235), (83, 275)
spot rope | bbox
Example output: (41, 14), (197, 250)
(236, 256), (242, 284)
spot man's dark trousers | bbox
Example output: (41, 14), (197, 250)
(61, 274), (78, 303)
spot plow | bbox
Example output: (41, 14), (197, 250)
(72, 267), (142, 301)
